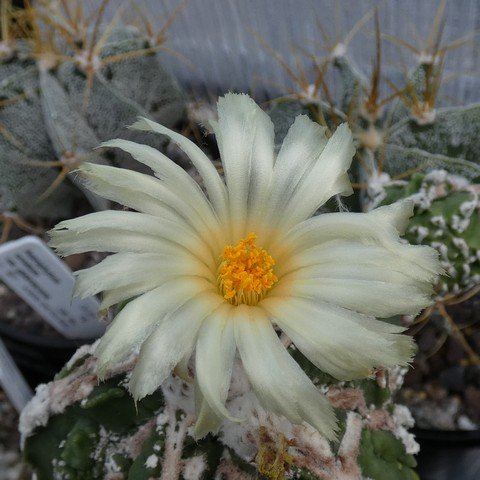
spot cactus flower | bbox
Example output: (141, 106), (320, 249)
(50, 93), (441, 440)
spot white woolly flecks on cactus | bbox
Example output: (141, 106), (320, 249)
(20, 343), (420, 480)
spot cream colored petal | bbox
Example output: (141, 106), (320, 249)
(194, 381), (224, 439)
(277, 240), (440, 284)
(50, 228), (175, 257)
(195, 303), (240, 423)
(273, 277), (432, 317)
(99, 139), (211, 207)
(51, 209), (209, 249)
(369, 199), (415, 235)
(100, 139), (222, 249)
(95, 278), (215, 376)
(78, 163), (216, 242)
(129, 293), (225, 401)
(212, 93), (275, 238)
(50, 210), (216, 270)
(282, 260), (432, 291)
(100, 282), (157, 310)
(279, 199), (415, 251)
(273, 203), (441, 281)
(173, 351), (193, 382)
(261, 297), (414, 381)
(271, 206), (441, 319)
(233, 305), (337, 440)
(258, 115), (327, 239)
(275, 123), (355, 231)
(130, 117), (228, 222)
(74, 252), (214, 299)
(78, 163), (184, 221)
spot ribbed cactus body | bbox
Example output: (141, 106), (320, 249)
(0, 56), (77, 217)
(0, 25), (185, 219)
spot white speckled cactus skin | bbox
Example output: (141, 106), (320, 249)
(20, 343), (419, 480)
(368, 170), (480, 296)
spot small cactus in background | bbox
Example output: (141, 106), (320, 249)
(264, 5), (480, 184)
(265, 6), (480, 286)
(21, 344), (419, 480)
(0, 0), (185, 222)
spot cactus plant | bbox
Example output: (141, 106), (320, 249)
(0, 0), (185, 221)
(333, 21), (480, 370)
(264, 5), (480, 184)
(19, 82), (437, 478)
(21, 343), (419, 480)
(16, 5), (480, 479)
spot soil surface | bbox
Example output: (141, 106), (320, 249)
(0, 390), (29, 480)
(399, 294), (480, 430)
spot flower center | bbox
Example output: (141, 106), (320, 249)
(218, 233), (278, 306)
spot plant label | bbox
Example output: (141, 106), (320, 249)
(0, 236), (104, 339)
(0, 338), (32, 412)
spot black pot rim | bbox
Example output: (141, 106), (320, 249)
(414, 428), (480, 444)
(0, 320), (94, 349)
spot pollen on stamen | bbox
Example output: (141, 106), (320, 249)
(218, 233), (278, 306)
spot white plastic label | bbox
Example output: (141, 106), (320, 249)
(0, 338), (32, 412)
(0, 236), (104, 339)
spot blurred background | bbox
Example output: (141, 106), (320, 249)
(82, 0), (480, 104)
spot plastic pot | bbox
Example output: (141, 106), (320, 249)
(0, 321), (92, 387)
(415, 428), (480, 480)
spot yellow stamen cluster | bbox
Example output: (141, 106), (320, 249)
(218, 233), (278, 306)
(218, 233), (278, 305)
